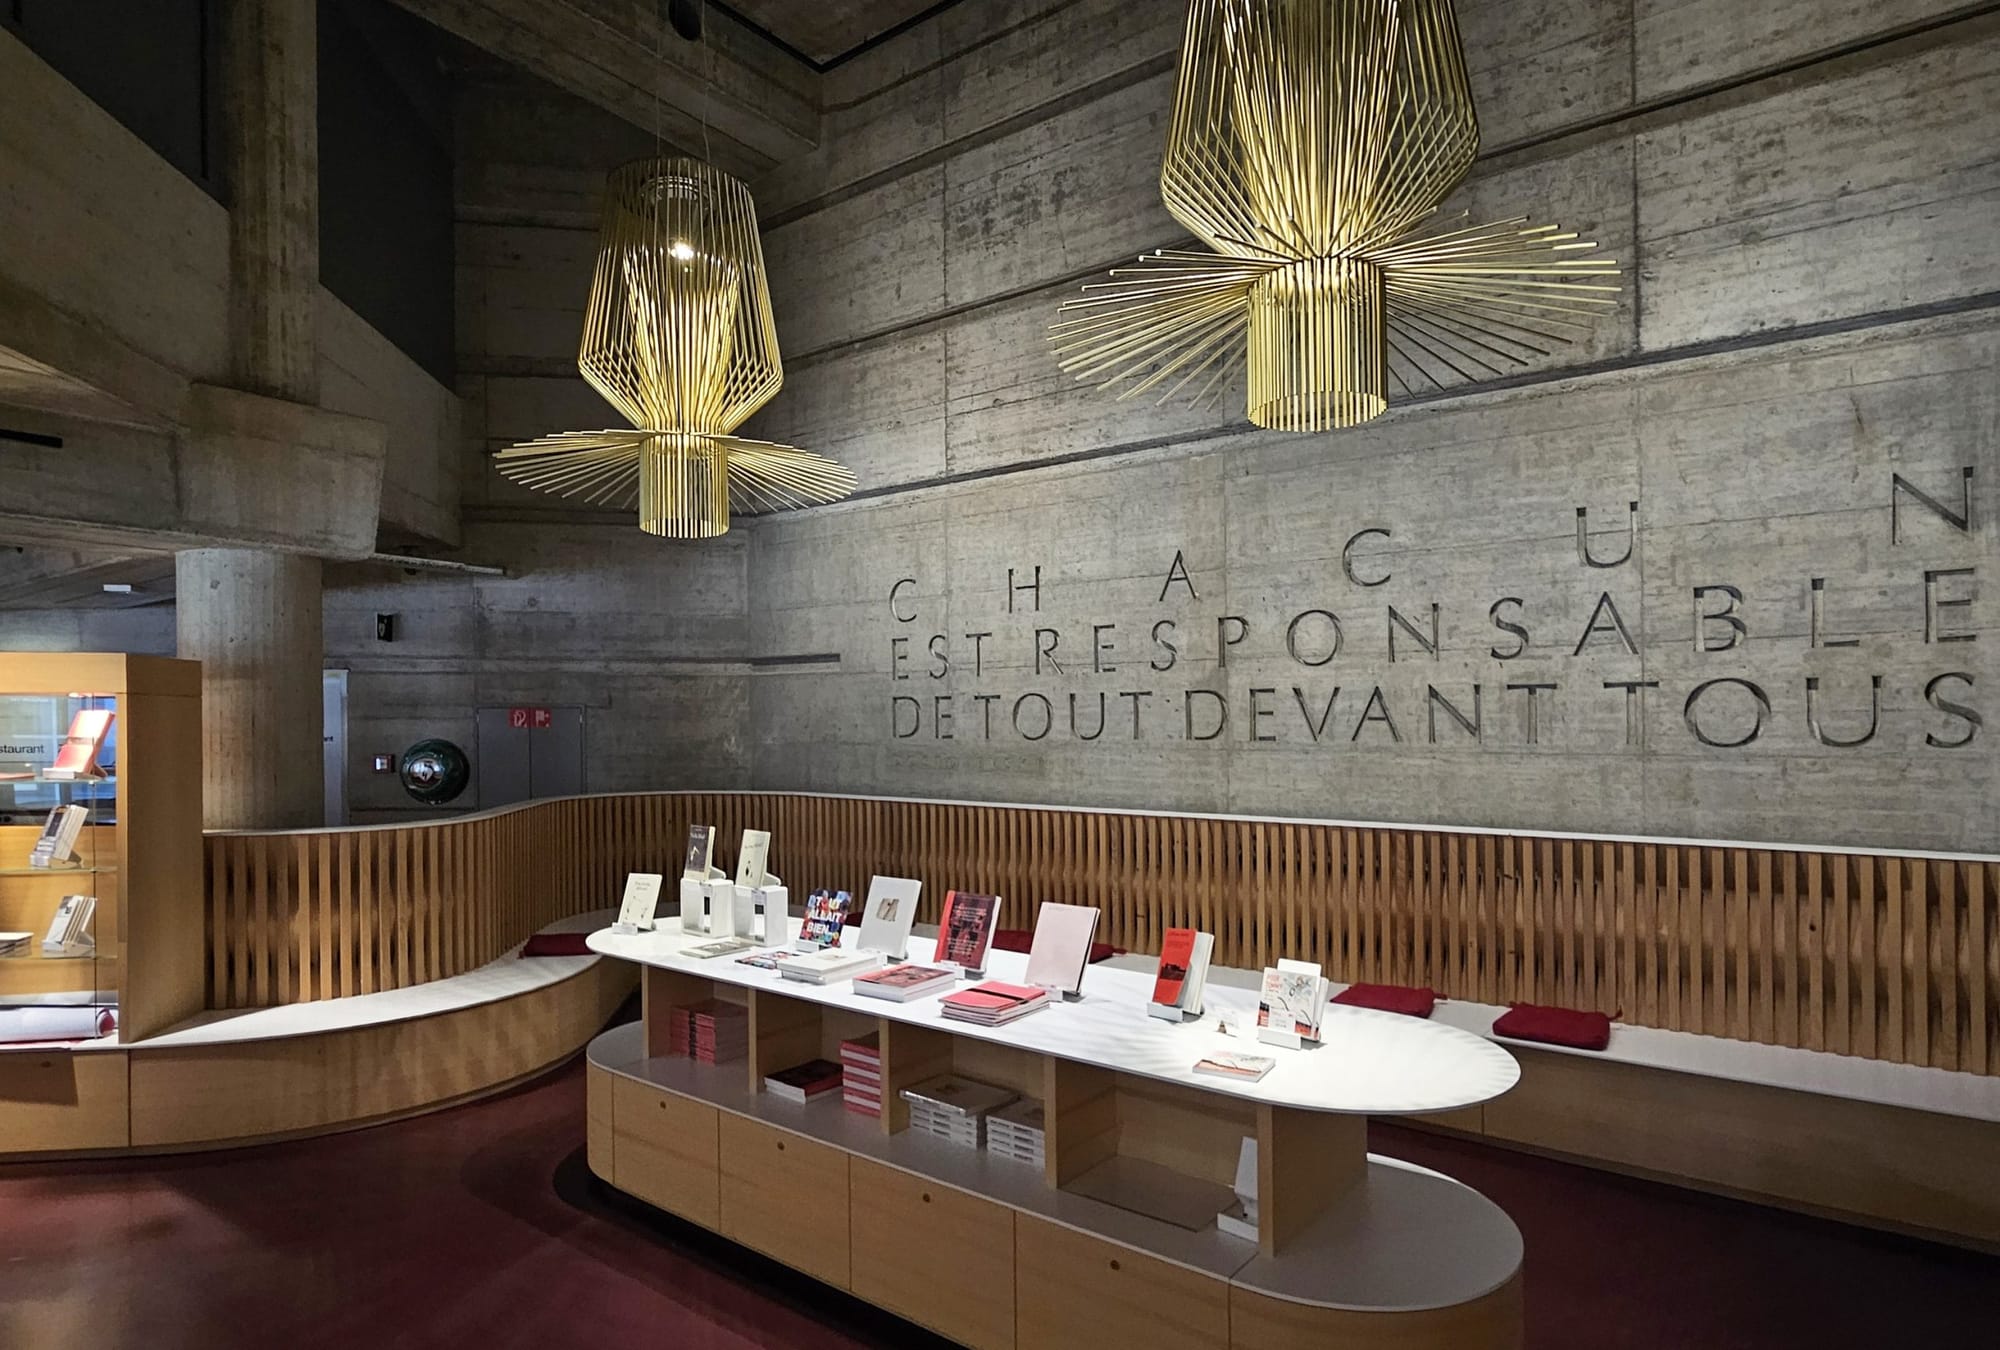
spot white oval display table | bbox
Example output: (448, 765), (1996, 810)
(586, 921), (1526, 1350)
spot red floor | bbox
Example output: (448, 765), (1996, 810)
(0, 1023), (1993, 1350)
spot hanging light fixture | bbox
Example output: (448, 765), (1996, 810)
(494, 158), (854, 538)
(1051, 0), (1621, 433)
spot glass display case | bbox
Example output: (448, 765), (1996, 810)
(0, 693), (118, 1023)
(0, 654), (205, 1045)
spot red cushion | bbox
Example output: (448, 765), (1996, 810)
(1492, 1003), (1613, 1051)
(519, 932), (592, 958)
(991, 928), (1120, 964)
(1331, 983), (1436, 1017)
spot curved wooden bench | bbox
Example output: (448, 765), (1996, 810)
(0, 911), (635, 1157)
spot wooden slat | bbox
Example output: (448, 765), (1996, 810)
(187, 795), (2000, 1082)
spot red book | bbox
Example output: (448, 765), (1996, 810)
(1152, 928), (1196, 1006)
(936, 890), (1002, 970)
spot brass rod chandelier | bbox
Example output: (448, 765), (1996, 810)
(1052, 0), (1621, 432)
(494, 157), (854, 538)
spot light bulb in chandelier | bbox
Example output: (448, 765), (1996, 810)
(492, 157), (856, 538)
(1051, 0), (1622, 433)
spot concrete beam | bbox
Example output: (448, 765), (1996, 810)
(0, 385), (386, 560)
(393, 0), (820, 175)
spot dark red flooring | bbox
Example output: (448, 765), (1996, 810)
(0, 1022), (1993, 1350)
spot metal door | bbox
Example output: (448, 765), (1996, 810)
(476, 705), (584, 807)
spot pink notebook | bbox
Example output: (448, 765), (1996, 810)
(942, 981), (1044, 1009)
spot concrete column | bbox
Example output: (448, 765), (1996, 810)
(222, 0), (319, 402)
(176, 550), (324, 829)
(180, 3), (327, 827)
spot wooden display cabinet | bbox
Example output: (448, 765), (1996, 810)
(0, 654), (204, 1041)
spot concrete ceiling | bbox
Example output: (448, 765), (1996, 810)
(726, 0), (950, 67)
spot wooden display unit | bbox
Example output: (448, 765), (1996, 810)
(0, 654), (204, 1040)
(589, 922), (1526, 1350)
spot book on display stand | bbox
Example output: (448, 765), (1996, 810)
(1148, 927), (1215, 1022)
(680, 821), (729, 936)
(1022, 903), (1100, 999)
(795, 889), (854, 950)
(857, 875), (922, 961)
(935, 890), (1002, 976)
(612, 872), (665, 933)
(1255, 958), (1328, 1050)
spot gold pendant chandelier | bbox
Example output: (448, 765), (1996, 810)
(1052, 0), (1621, 433)
(495, 157), (855, 538)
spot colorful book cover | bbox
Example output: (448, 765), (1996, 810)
(1152, 927), (1197, 1006)
(798, 889), (854, 947)
(1257, 968), (1324, 1037)
(937, 890), (1001, 969)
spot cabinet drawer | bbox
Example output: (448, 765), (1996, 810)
(718, 1113), (850, 1289)
(851, 1157), (1015, 1350)
(586, 1064), (616, 1181)
(1015, 1214), (1229, 1350)
(612, 1076), (719, 1229)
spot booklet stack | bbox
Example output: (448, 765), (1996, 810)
(840, 1034), (882, 1117)
(663, 999), (747, 1063)
(984, 1097), (1046, 1167)
(940, 981), (1049, 1027)
(900, 1075), (1018, 1149)
(0, 931), (29, 958)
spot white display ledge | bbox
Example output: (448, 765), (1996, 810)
(588, 1020), (1522, 1313)
(587, 921), (1519, 1117)
(0, 910), (616, 1055)
(1085, 955), (2000, 1126)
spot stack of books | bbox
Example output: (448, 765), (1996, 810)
(0, 931), (30, 958)
(663, 999), (747, 1063)
(763, 1058), (843, 1103)
(840, 1033), (882, 1117)
(985, 1097), (1046, 1167)
(900, 1075), (1018, 1149)
(852, 962), (957, 1003)
(778, 947), (885, 986)
(939, 981), (1049, 1027)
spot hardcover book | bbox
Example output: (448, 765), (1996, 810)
(1022, 903), (1100, 995)
(734, 829), (772, 888)
(857, 875), (922, 959)
(681, 824), (715, 879)
(936, 890), (1003, 973)
(763, 1058), (844, 1103)
(777, 947), (885, 984)
(939, 980), (1048, 1026)
(796, 889), (854, 949)
(852, 962), (958, 1002)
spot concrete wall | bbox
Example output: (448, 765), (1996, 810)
(728, 0), (2000, 851)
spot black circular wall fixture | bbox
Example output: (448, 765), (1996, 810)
(668, 0), (702, 41)
(399, 739), (471, 805)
